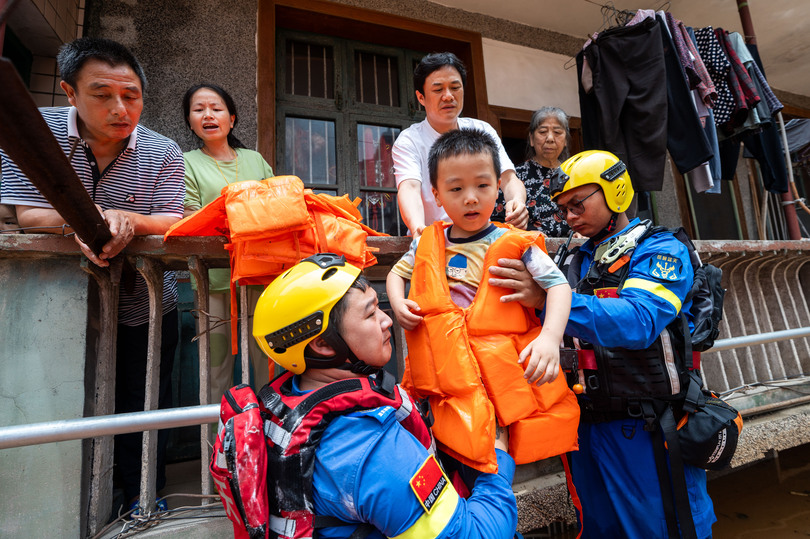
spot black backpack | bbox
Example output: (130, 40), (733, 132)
(669, 227), (726, 353)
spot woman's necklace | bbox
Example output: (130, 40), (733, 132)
(203, 146), (238, 184)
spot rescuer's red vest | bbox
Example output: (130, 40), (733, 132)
(211, 370), (432, 539)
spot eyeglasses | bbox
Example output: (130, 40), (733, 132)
(553, 188), (601, 222)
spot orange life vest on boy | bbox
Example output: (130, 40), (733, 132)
(402, 222), (579, 473)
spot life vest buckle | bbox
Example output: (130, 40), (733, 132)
(560, 348), (578, 372)
(369, 369), (396, 398)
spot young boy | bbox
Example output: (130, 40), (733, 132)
(386, 128), (579, 476)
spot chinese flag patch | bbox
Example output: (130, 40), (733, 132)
(410, 455), (449, 513)
(594, 287), (619, 299)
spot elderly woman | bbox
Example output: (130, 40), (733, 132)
(494, 107), (572, 237)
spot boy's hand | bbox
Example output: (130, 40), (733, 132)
(494, 421), (509, 452)
(518, 333), (561, 386)
(392, 299), (423, 331)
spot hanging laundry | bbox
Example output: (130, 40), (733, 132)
(694, 27), (736, 128)
(715, 28), (761, 138)
(682, 25), (720, 192)
(666, 12), (701, 89)
(576, 17), (668, 192)
(657, 12), (714, 178)
(741, 43), (790, 193)
(667, 14), (716, 107)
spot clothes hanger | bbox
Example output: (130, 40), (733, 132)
(563, 0), (633, 70)
(563, 0), (611, 70)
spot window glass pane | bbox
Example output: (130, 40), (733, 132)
(355, 51), (399, 107)
(285, 117), (336, 185)
(357, 124), (402, 235)
(357, 124), (399, 188)
(358, 191), (404, 236)
(285, 41), (334, 99)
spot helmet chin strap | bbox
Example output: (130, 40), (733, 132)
(339, 359), (380, 376)
(592, 213), (619, 243)
(307, 324), (379, 375)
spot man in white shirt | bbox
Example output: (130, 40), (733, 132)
(393, 52), (528, 236)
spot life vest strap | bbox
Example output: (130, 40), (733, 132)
(269, 514), (297, 537)
(560, 348), (598, 371)
(264, 419), (292, 450)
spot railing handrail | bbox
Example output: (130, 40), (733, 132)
(0, 405), (220, 450)
(707, 326), (810, 352)
(2, 326), (809, 452)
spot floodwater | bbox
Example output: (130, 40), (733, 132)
(711, 443), (810, 538)
(525, 443), (810, 538)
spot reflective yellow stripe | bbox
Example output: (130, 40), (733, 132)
(390, 483), (459, 539)
(623, 278), (682, 312)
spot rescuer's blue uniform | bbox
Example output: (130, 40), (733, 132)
(289, 376), (519, 539)
(564, 218), (716, 538)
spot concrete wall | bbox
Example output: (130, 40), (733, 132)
(0, 258), (90, 537)
(84, 0), (261, 153)
(481, 38), (580, 116)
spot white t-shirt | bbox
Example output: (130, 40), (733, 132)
(392, 117), (515, 233)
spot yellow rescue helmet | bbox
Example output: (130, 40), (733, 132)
(253, 253), (361, 374)
(550, 150), (634, 214)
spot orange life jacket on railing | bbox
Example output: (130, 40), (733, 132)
(164, 176), (385, 353)
(402, 222), (579, 473)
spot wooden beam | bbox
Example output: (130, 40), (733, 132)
(257, 1), (276, 168)
(669, 156), (696, 239)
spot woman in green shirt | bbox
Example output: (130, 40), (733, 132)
(182, 83), (274, 401)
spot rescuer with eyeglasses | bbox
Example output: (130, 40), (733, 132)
(488, 150), (717, 538)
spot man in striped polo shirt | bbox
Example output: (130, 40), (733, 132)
(0, 37), (185, 515)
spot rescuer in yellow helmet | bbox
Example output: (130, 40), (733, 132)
(549, 149), (634, 240)
(245, 253), (520, 539)
(491, 150), (717, 538)
(253, 252), (375, 375)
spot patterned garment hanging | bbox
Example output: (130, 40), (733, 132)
(694, 26), (735, 127)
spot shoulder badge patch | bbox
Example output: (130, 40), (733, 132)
(649, 254), (682, 281)
(409, 455), (449, 513)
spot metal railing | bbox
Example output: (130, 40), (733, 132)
(0, 405), (220, 450)
(696, 242), (810, 398)
(3, 326), (810, 449)
(1, 234), (809, 537)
